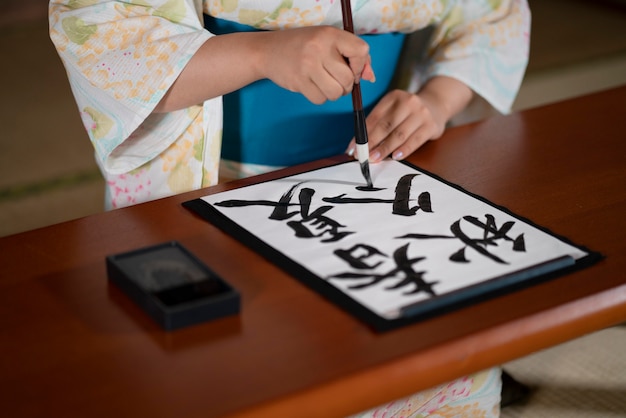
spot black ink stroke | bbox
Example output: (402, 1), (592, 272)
(356, 186), (385, 192)
(334, 244), (387, 269)
(329, 243), (439, 296)
(216, 182), (354, 243)
(398, 214), (526, 264)
(287, 205), (355, 243)
(322, 174), (433, 216)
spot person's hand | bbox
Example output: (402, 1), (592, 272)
(356, 89), (446, 162)
(155, 26), (375, 113)
(257, 26), (375, 105)
(346, 76), (474, 161)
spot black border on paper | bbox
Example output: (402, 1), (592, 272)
(182, 160), (603, 332)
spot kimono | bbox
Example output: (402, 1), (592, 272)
(49, 2), (529, 415)
(49, 0), (530, 209)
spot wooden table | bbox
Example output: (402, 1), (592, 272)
(1, 86), (625, 418)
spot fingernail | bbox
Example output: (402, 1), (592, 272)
(392, 150), (403, 160)
(363, 65), (376, 83)
(370, 151), (381, 162)
(346, 146), (355, 157)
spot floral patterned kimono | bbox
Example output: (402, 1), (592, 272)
(50, 1), (529, 415)
(49, 0), (530, 210)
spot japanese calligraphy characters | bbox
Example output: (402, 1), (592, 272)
(194, 160), (589, 321)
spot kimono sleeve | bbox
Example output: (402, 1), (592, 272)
(424, 0), (531, 114)
(49, 0), (214, 174)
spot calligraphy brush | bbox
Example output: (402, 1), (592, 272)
(340, 0), (374, 188)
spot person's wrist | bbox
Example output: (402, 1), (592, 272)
(244, 32), (270, 82)
(418, 76), (474, 131)
(418, 90), (448, 136)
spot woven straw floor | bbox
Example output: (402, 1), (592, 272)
(502, 326), (626, 417)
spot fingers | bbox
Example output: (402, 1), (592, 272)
(262, 27), (373, 104)
(281, 55), (351, 104)
(371, 93), (443, 161)
(312, 31), (372, 102)
(305, 27), (373, 103)
(320, 55), (360, 99)
(336, 30), (371, 81)
(345, 90), (446, 162)
(301, 59), (354, 104)
(370, 115), (430, 162)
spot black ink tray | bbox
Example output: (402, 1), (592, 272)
(106, 241), (240, 331)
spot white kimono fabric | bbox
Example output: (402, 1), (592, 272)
(49, 0), (530, 209)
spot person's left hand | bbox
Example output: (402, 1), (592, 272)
(346, 88), (446, 162)
(346, 76), (474, 162)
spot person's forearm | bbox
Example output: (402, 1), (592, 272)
(154, 27), (373, 113)
(154, 32), (266, 113)
(417, 76), (474, 126)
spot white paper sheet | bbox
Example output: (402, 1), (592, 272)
(199, 160), (588, 320)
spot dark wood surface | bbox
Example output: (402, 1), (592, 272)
(1, 86), (625, 418)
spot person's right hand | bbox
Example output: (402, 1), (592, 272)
(256, 26), (375, 105)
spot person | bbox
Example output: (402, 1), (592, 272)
(49, 0), (530, 209)
(49, 1), (531, 416)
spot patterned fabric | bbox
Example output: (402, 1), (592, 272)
(350, 367), (502, 418)
(49, 0), (530, 209)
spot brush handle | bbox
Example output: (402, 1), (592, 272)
(353, 107), (368, 146)
(340, 0), (355, 33)
(341, 0), (373, 187)
(351, 81), (364, 111)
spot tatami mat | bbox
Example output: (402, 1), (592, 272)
(502, 326), (626, 417)
(0, 18), (105, 237)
